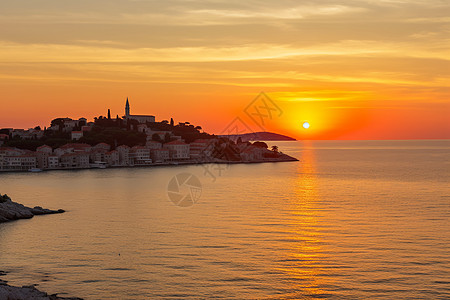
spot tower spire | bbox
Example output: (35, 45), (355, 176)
(125, 97), (130, 117)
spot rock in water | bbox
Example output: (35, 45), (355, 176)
(0, 278), (83, 299)
(0, 194), (65, 223)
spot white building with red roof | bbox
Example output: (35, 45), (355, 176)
(36, 145), (53, 169)
(130, 146), (152, 165)
(163, 140), (190, 160)
(150, 148), (169, 163)
(189, 139), (212, 159)
(60, 153), (89, 168)
(105, 150), (119, 166)
(116, 145), (131, 166)
(55, 143), (92, 156)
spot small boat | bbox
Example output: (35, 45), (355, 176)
(29, 168), (43, 172)
(91, 161), (107, 169)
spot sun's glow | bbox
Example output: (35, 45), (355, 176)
(303, 122), (310, 129)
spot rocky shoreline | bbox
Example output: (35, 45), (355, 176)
(0, 194), (65, 223)
(0, 197), (81, 299)
(0, 271), (82, 300)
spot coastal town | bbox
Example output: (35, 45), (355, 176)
(0, 99), (296, 172)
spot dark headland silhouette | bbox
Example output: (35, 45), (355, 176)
(221, 131), (296, 142)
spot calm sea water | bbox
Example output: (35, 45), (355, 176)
(0, 140), (449, 299)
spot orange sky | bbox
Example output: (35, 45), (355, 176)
(0, 0), (449, 139)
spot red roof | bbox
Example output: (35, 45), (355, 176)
(61, 152), (89, 157)
(131, 146), (147, 150)
(60, 143), (91, 149)
(37, 145), (52, 150)
(165, 140), (187, 145)
(94, 143), (110, 147)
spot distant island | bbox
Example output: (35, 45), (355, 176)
(0, 98), (298, 172)
(221, 131), (296, 142)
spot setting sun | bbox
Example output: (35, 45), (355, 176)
(0, 1), (448, 299)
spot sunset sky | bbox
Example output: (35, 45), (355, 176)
(0, 0), (449, 139)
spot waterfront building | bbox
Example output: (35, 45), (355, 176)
(36, 145), (53, 169)
(116, 145), (131, 166)
(60, 153), (90, 168)
(48, 156), (59, 169)
(150, 149), (169, 163)
(105, 150), (119, 166)
(163, 140), (190, 160)
(130, 146), (152, 165)
(189, 139), (211, 159)
(2, 153), (37, 171)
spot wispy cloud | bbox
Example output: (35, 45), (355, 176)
(1, 38), (448, 63)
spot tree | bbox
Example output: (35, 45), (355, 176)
(271, 145), (278, 153)
(164, 132), (172, 143)
(170, 118), (174, 126)
(152, 133), (162, 142)
(108, 109), (111, 119)
(34, 126), (41, 130)
(253, 141), (268, 148)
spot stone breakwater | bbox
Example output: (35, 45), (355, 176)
(0, 194), (65, 223)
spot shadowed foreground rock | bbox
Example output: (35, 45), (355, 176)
(0, 276), (82, 300)
(0, 194), (65, 223)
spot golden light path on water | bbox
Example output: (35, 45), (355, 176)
(277, 145), (331, 297)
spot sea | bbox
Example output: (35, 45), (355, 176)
(0, 140), (449, 299)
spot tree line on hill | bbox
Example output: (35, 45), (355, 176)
(2, 116), (213, 151)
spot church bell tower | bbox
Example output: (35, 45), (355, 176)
(125, 97), (130, 117)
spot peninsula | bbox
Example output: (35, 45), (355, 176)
(0, 98), (297, 172)
(221, 131), (296, 142)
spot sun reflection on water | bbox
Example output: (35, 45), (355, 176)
(278, 144), (332, 297)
